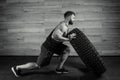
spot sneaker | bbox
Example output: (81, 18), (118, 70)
(56, 67), (69, 74)
(11, 66), (21, 77)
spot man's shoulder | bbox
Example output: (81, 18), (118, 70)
(58, 22), (68, 30)
(59, 21), (66, 26)
(55, 21), (67, 31)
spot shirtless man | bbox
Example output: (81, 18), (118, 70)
(11, 11), (76, 77)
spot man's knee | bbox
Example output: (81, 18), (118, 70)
(64, 46), (70, 54)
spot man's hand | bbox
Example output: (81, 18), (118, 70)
(68, 33), (76, 41)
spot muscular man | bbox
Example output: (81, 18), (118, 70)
(11, 11), (76, 77)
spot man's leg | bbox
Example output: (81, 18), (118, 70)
(36, 46), (53, 68)
(15, 62), (39, 70)
(56, 46), (70, 73)
(11, 45), (53, 77)
(11, 62), (39, 77)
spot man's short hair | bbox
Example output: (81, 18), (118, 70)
(64, 11), (75, 18)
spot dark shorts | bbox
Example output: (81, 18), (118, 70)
(36, 44), (69, 67)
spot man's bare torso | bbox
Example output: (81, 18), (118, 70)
(52, 21), (69, 42)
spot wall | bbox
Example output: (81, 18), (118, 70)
(0, 0), (120, 56)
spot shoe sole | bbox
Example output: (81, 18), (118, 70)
(56, 71), (68, 74)
(63, 72), (68, 73)
(56, 72), (62, 74)
(11, 67), (19, 77)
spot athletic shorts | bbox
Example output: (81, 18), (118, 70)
(36, 44), (69, 67)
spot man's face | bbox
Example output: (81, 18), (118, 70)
(69, 14), (75, 25)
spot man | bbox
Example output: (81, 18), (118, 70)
(11, 11), (76, 77)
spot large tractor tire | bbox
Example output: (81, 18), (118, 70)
(68, 28), (106, 75)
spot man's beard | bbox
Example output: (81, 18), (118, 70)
(69, 19), (73, 25)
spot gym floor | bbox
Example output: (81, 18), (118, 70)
(0, 56), (120, 80)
